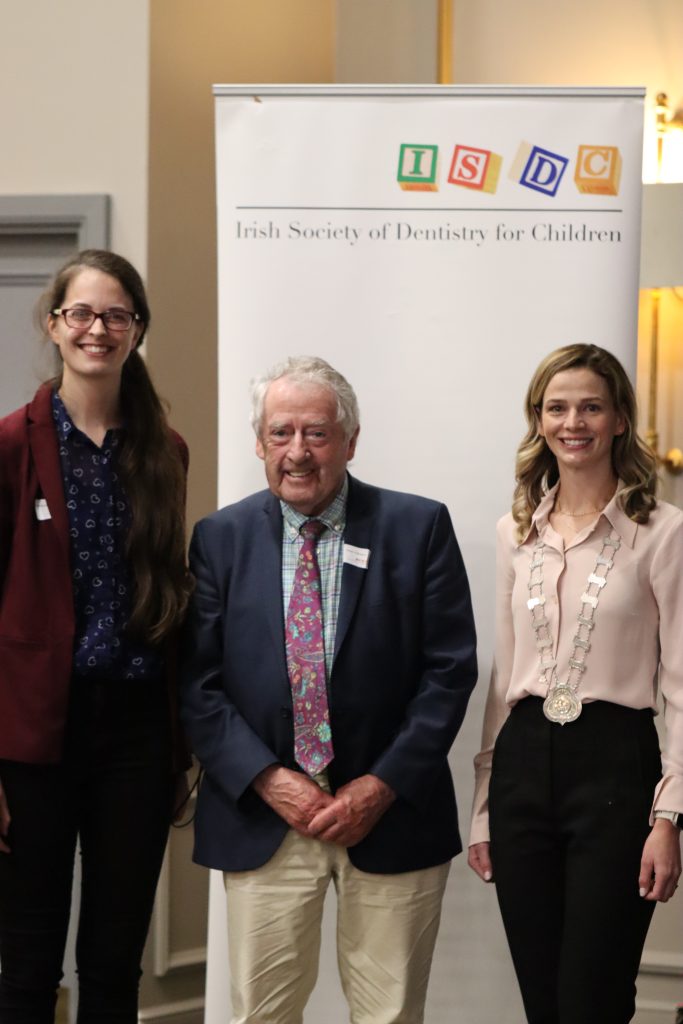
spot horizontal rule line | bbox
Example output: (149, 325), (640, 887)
(236, 206), (623, 214)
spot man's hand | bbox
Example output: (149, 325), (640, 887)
(639, 819), (681, 902)
(307, 774), (395, 847)
(467, 842), (493, 882)
(0, 776), (11, 854)
(252, 765), (333, 836)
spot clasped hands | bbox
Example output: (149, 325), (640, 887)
(253, 765), (395, 847)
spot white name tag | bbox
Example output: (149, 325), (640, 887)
(343, 543), (370, 569)
(34, 498), (51, 521)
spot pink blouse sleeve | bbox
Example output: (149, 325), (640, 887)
(469, 514), (518, 845)
(650, 512), (683, 819)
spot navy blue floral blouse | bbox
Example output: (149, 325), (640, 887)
(52, 391), (162, 681)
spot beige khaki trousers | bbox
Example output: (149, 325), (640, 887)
(224, 829), (450, 1024)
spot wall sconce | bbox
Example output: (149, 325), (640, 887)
(639, 93), (683, 474)
(654, 93), (683, 182)
(640, 183), (683, 472)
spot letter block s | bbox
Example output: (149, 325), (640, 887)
(448, 145), (502, 193)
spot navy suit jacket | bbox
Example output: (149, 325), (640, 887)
(180, 475), (477, 873)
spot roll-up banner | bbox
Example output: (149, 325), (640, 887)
(209, 85), (644, 1022)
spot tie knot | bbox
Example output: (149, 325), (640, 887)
(300, 519), (325, 541)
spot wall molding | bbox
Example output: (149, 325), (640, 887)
(0, 195), (110, 291)
(137, 995), (204, 1023)
(635, 996), (681, 1024)
(0, 194), (109, 250)
(152, 790), (207, 977)
(640, 949), (683, 976)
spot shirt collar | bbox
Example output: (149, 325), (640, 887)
(523, 479), (638, 548)
(51, 388), (75, 443)
(51, 388), (123, 452)
(281, 475), (348, 542)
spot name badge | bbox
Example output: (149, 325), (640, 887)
(343, 543), (370, 569)
(35, 498), (51, 521)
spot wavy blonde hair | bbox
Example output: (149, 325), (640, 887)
(512, 344), (657, 540)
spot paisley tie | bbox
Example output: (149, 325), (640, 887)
(285, 519), (334, 775)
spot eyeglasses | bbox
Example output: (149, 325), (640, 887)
(51, 307), (141, 332)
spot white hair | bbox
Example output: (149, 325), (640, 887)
(250, 355), (360, 438)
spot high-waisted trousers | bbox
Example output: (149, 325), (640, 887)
(0, 676), (174, 1024)
(489, 697), (661, 1024)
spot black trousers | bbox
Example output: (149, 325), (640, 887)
(0, 676), (174, 1024)
(489, 697), (660, 1024)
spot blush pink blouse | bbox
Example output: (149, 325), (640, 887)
(470, 484), (683, 846)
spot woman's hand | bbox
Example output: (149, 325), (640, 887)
(468, 841), (493, 882)
(0, 776), (11, 853)
(639, 819), (681, 902)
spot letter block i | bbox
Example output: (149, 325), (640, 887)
(574, 146), (622, 195)
(397, 144), (439, 191)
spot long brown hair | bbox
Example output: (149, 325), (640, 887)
(39, 249), (192, 643)
(512, 344), (657, 540)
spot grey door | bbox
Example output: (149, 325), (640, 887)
(0, 195), (109, 416)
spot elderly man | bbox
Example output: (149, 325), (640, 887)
(180, 356), (477, 1024)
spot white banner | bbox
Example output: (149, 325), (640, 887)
(210, 85), (644, 1023)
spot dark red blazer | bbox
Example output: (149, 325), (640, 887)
(0, 384), (189, 766)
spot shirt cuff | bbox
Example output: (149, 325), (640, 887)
(653, 810), (683, 827)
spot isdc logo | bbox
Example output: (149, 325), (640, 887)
(397, 142), (622, 196)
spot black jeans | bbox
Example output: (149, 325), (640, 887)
(0, 676), (174, 1024)
(490, 697), (660, 1024)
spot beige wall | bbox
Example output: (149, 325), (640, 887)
(147, 0), (335, 532)
(336, 0), (437, 83)
(450, 0), (683, 507)
(453, 0), (683, 93)
(0, 0), (150, 268)
(144, 4), (335, 1016)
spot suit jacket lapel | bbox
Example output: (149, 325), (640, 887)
(334, 476), (374, 663)
(260, 494), (289, 680)
(27, 388), (70, 564)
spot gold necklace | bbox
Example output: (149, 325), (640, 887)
(554, 505), (603, 517)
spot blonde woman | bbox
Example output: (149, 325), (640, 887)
(469, 344), (682, 1023)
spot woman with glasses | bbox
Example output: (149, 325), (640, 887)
(468, 344), (682, 1023)
(0, 249), (192, 1023)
